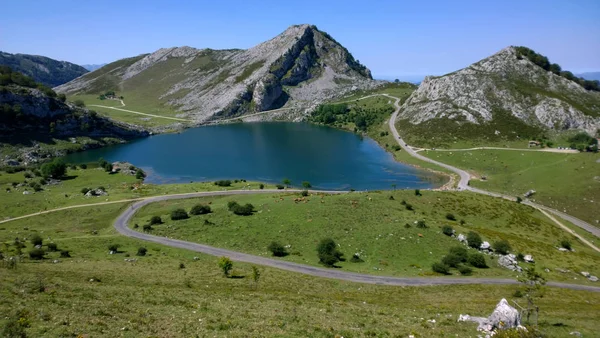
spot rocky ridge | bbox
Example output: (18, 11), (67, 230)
(0, 51), (88, 87)
(398, 47), (600, 135)
(56, 24), (378, 122)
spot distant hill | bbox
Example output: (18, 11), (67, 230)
(81, 64), (107, 72)
(397, 46), (600, 147)
(0, 66), (147, 166)
(0, 51), (88, 87)
(577, 72), (600, 82)
(56, 24), (377, 123)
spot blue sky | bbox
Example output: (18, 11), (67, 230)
(1, 0), (599, 79)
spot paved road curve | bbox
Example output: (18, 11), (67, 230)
(113, 190), (600, 292)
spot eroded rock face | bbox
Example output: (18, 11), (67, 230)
(498, 254), (522, 272)
(399, 47), (600, 135)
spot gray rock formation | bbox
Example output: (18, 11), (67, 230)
(459, 298), (521, 333)
(498, 254), (522, 272)
(480, 241), (491, 251)
(398, 47), (600, 137)
(56, 24), (378, 123)
(523, 255), (534, 263)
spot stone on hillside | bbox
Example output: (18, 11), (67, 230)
(523, 255), (534, 263)
(480, 241), (491, 250)
(23, 191), (31, 195)
(458, 299), (521, 334)
(558, 247), (569, 252)
(581, 271), (590, 278)
(498, 254), (522, 272)
(457, 234), (467, 243)
(570, 331), (582, 337)
(589, 276), (599, 282)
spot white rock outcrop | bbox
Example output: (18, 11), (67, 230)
(459, 298), (521, 333)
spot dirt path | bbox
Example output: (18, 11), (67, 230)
(429, 147), (578, 154)
(89, 105), (191, 122)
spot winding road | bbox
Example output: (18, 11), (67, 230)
(113, 190), (600, 292)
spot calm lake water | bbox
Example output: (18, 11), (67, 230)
(63, 123), (441, 190)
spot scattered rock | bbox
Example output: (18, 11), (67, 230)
(570, 331), (582, 337)
(589, 276), (599, 282)
(523, 255), (534, 263)
(34, 244), (42, 249)
(558, 247), (569, 252)
(544, 268), (550, 273)
(555, 268), (570, 273)
(457, 234), (467, 243)
(480, 241), (491, 250)
(498, 254), (522, 272)
(109, 250), (115, 255)
(581, 271), (590, 278)
(23, 191), (31, 195)
(52, 259), (60, 264)
(124, 258), (137, 263)
(193, 257), (199, 261)
(459, 299), (521, 334)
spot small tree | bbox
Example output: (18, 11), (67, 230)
(259, 183), (265, 189)
(47, 243), (58, 252)
(40, 159), (67, 178)
(414, 189), (422, 196)
(275, 184), (284, 190)
(560, 239), (572, 251)
(517, 267), (547, 325)
(149, 216), (162, 225)
(218, 256), (233, 277)
(79, 163), (88, 169)
(142, 224), (153, 232)
(445, 213), (456, 221)
(282, 178), (291, 187)
(468, 252), (488, 268)
(30, 234), (43, 246)
(432, 262), (450, 275)
(136, 247), (147, 256)
(416, 220), (427, 228)
(449, 246), (468, 262)
(135, 169), (146, 180)
(190, 204), (211, 215)
(29, 248), (46, 260)
(251, 266), (261, 288)
(442, 225), (454, 236)
(74, 99), (86, 107)
(108, 244), (120, 252)
(493, 239), (512, 255)
(466, 231), (483, 249)
(516, 196), (523, 203)
(171, 208), (189, 220)
(442, 254), (462, 268)
(301, 190), (309, 197)
(317, 238), (344, 267)
(302, 181), (312, 188)
(458, 265), (473, 275)
(267, 241), (288, 257)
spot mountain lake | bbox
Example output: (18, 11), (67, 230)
(62, 122), (443, 190)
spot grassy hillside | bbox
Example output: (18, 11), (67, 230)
(1, 194), (599, 336)
(0, 51), (88, 87)
(421, 150), (600, 225)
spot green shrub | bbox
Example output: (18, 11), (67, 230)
(218, 256), (233, 277)
(493, 239), (512, 255)
(60, 250), (71, 258)
(47, 243), (58, 252)
(259, 183), (264, 189)
(41, 159), (67, 178)
(81, 187), (90, 194)
(190, 204), (212, 215)
(350, 254), (364, 263)
(414, 189), (421, 196)
(136, 247), (147, 256)
(227, 201), (239, 210)
(28, 248), (46, 260)
(442, 254), (462, 268)
(467, 231), (483, 249)
(517, 253), (525, 262)
(302, 181), (312, 188)
(301, 190), (309, 197)
(317, 238), (345, 267)
(30, 234), (43, 246)
(468, 253), (488, 268)
(432, 262), (450, 275)
(79, 163), (87, 169)
(405, 203), (414, 211)
(232, 203), (254, 216)
(214, 180), (232, 187)
(458, 265), (473, 275)
(442, 225), (454, 236)
(135, 169), (146, 180)
(108, 244), (120, 252)
(445, 213), (456, 221)
(560, 239), (572, 251)
(449, 246), (468, 262)
(142, 224), (153, 232)
(267, 241), (288, 257)
(149, 216), (162, 225)
(416, 220), (427, 228)
(171, 208), (189, 220)
(276, 184), (284, 190)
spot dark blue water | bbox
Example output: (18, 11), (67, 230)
(62, 123), (440, 190)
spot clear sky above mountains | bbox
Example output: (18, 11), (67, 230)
(2, 0), (599, 80)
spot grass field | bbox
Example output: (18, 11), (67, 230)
(2, 199), (600, 337)
(420, 149), (600, 226)
(128, 190), (600, 283)
(0, 166), (277, 220)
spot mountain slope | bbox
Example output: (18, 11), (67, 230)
(397, 47), (600, 146)
(0, 51), (88, 87)
(56, 24), (377, 123)
(0, 66), (147, 166)
(81, 64), (107, 71)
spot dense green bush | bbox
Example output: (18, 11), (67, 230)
(108, 244), (120, 252)
(493, 239), (512, 255)
(28, 248), (46, 260)
(432, 262), (450, 275)
(171, 208), (189, 220)
(301, 190), (309, 197)
(30, 234), (43, 246)
(442, 254), (462, 268)
(135, 169), (146, 180)
(467, 231), (483, 249)
(142, 224), (153, 232)
(232, 203), (254, 216)
(350, 254), (364, 263)
(449, 246), (468, 262)
(79, 163), (87, 169)
(416, 220), (427, 228)
(302, 181), (312, 188)
(40, 159), (66, 178)
(259, 183), (264, 189)
(458, 265), (473, 275)
(190, 204), (212, 215)
(136, 247), (147, 256)
(267, 241), (288, 257)
(60, 250), (71, 258)
(276, 184), (284, 189)
(560, 239), (572, 251)
(317, 238), (345, 267)
(149, 216), (162, 225)
(468, 252), (488, 268)
(46, 243), (58, 252)
(214, 180), (232, 187)
(218, 256), (233, 277)
(442, 225), (454, 236)
(445, 213), (456, 221)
